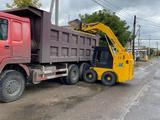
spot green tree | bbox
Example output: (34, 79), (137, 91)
(6, 0), (41, 8)
(80, 10), (132, 46)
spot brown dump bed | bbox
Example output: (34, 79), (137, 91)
(4, 7), (99, 63)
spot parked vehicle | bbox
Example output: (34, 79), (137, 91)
(0, 7), (99, 102)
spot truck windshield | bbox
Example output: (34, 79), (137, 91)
(0, 19), (8, 40)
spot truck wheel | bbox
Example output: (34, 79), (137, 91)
(0, 70), (25, 103)
(80, 63), (90, 80)
(60, 78), (67, 84)
(83, 69), (97, 83)
(101, 72), (116, 86)
(65, 64), (80, 85)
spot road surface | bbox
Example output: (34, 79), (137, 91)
(0, 58), (160, 120)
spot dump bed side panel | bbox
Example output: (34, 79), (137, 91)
(44, 26), (98, 63)
(39, 11), (99, 63)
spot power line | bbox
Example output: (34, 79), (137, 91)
(141, 31), (160, 35)
(98, 0), (118, 11)
(101, 0), (128, 15)
(138, 23), (160, 28)
(99, 0), (133, 21)
(91, 0), (160, 42)
(137, 17), (160, 26)
(102, 0), (132, 16)
(103, 0), (122, 10)
(140, 39), (160, 41)
(97, 1), (160, 29)
(91, 0), (133, 25)
(137, 17), (160, 28)
(91, 0), (126, 18)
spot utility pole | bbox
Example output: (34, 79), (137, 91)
(50, 0), (59, 25)
(156, 41), (159, 56)
(137, 25), (141, 50)
(132, 15), (137, 59)
(149, 35), (151, 56)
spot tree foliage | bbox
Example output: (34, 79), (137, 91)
(80, 10), (132, 46)
(6, 0), (41, 8)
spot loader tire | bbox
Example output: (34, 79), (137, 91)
(83, 69), (97, 83)
(101, 72), (116, 86)
(80, 63), (90, 80)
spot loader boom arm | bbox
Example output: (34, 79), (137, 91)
(81, 23), (125, 53)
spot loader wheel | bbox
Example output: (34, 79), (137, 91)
(101, 72), (116, 86)
(65, 64), (80, 85)
(83, 69), (97, 83)
(80, 63), (90, 80)
(0, 70), (25, 103)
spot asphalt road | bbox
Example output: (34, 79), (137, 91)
(0, 58), (160, 120)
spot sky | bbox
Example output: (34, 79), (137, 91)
(0, 0), (160, 49)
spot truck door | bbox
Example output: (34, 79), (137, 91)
(11, 20), (24, 57)
(0, 18), (11, 63)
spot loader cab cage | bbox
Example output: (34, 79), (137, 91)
(92, 46), (113, 69)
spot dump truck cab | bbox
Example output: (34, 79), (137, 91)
(0, 12), (31, 70)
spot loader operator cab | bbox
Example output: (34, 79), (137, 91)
(92, 46), (113, 69)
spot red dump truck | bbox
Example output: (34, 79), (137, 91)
(0, 7), (99, 102)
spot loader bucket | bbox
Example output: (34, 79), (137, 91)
(68, 19), (82, 30)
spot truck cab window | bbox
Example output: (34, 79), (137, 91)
(0, 19), (8, 40)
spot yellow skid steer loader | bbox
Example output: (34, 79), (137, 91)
(69, 20), (134, 86)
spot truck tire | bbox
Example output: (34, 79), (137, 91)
(83, 69), (97, 83)
(65, 64), (80, 85)
(0, 70), (25, 103)
(60, 78), (67, 84)
(101, 72), (116, 86)
(80, 63), (90, 80)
